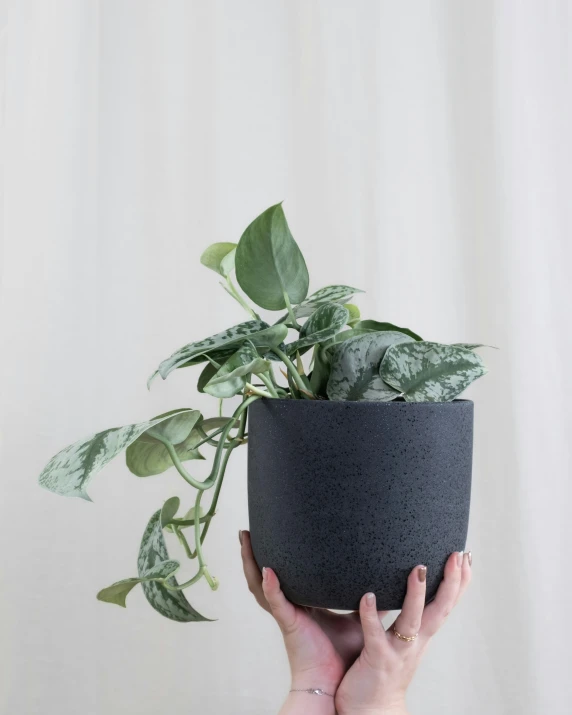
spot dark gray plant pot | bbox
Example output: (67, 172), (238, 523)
(247, 399), (473, 610)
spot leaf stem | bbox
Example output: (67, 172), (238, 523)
(282, 291), (301, 330)
(272, 347), (315, 398)
(245, 383), (273, 398)
(257, 372), (280, 398)
(224, 276), (261, 320)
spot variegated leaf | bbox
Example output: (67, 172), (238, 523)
(380, 341), (487, 402)
(327, 332), (414, 402)
(138, 504), (211, 622)
(149, 320), (287, 385)
(197, 361), (218, 392)
(354, 320), (423, 341)
(286, 303), (349, 355)
(235, 203), (309, 310)
(96, 559), (180, 608)
(322, 327), (376, 354)
(200, 242), (237, 277)
(125, 411), (205, 478)
(204, 340), (271, 398)
(39, 409), (198, 500)
(276, 284), (364, 322)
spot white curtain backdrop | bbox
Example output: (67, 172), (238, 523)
(1, 2), (570, 714)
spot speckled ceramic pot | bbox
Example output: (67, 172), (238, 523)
(247, 399), (473, 610)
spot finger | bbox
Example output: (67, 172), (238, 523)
(391, 565), (427, 642)
(261, 567), (298, 634)
(421, 551), (463, 637)
(239, 530), (269, 612)
(455, 551), (472, 605)
(359, 592), (389, 661)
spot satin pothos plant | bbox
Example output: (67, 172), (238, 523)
(38, 203), (489, 623)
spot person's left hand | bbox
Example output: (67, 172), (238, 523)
(240, 529), (373, 695)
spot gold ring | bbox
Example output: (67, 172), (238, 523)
(392, 625), (418, 642)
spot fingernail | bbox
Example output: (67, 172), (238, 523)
(366, 592), (375, 606)
(238, 530), (243, 545)
(457, 551), (464, 567)
(262, 566), (268, 582)
(467, 550), (472, 566)
(418, 565), (427, 582)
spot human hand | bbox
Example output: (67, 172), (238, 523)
(239, 529), (364, 709)
(335, 551), (472, 715)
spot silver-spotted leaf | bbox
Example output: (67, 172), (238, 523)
(380, 341), (487, 402)
(322, 327), (376, 354)
(150, 320), (287, 384)
(200, 242), (237, 277)
(125, 411), (204, 478)
(235, 203), (309, 310)
(39, 409), (198, 500)
(327, 332), (414, 402)
(354, 320), (423, 341)
(277, 284), (364, 322)
(138, 505), (212, 622)
(96, 559), (180, 608)
(286, 303), (349, 355)
(204, 340), (271, 398)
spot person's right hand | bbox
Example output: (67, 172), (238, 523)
(335, 551), (472, 715)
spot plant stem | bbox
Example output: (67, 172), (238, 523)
(224, 276), (261, 320)
(245, 383), (273, 398)
(173, 525), (195, 559)
(282, 291), (301, 330)
(258, 372), (280, 398)
(162, 566), (205, 591)
(272, 347), (315, 398)
(147, 395), (258, 491)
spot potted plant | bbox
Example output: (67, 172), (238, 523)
(38, 203), (488, 622)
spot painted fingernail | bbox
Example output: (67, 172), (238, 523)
(457, 551), (464, 567)
(238, 530), (243, 545)
(418, 565), (427, 582)
(262, 566), (268, 582)
(467, 550), (472, 566)
(366, 592), (375, 606)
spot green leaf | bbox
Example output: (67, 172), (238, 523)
(150, 320), (287, 384)
(126, 411), (205, 478)
(380, 341), (487, 402)
(286, 303), (349, 355)
(160, 497), (181, 526)
(353, 320), (423, 341)
(235, 203), (309, 310)
(197, 362), (218, 393)
(39, 409), (200, 500)
(96, 560), (180, 608)
(138, 504), (212, 622)
(327, 332), (414, 402)
(200, 242), (237, 277)
(343, 303), (360, 326)
(201, 416), (235, 432)
(169, 504), (206, 531)
(204, 340), (271, 398)
(276, 284), (364, 322)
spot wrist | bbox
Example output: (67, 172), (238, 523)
(281, 690), (337, 715)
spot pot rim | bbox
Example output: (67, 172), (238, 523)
(250, 398), (473, 408)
